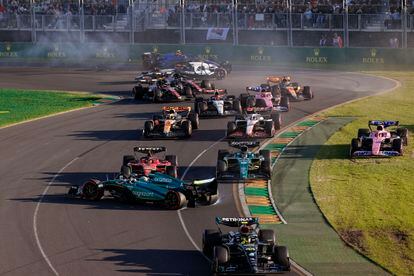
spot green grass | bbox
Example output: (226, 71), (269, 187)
(0, 89), (102, 127)
(310, 72), (414, 275)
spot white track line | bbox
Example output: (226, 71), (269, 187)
(178, 137), (225, 261)
(33, 157), (79, 276)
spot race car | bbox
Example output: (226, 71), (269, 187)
(174, 61), (228, 80)
(240, 85), (290, 114)
(132, 77), (193, 102)
(350, 120), (409, 157)
(203, 217), (290, 275)
(216, 141), (271, 180)
(226, 112), (281, 139)
(143, 106), (199, 139)
(67, 169), (218, 210)
(141, 51), (232, 79)
(267, 76), (314, 102)
(121, 147), (178, 178)
(194, 92), (242, 117)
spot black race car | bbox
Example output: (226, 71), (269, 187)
(203, 217), (290, 275)
(143, 106), (199, 139)
(132, 77), (193, 102)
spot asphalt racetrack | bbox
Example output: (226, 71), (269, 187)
(0, 67), (396, 275)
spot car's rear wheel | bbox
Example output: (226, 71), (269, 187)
(214, 246), (229, 264)
(215, 68), (227, 80)
(217, 160), (228, 178)
(350, 138), (360, 157)
(144, 121), (154, 138)
(153, 88), (163, 102)
(185, 86), (193, 98)
(132, 85), (143, 100)
(280, 95), (290, 111)
(392, 138), (403, 155)
(259, 229), (276, 245)
(227, 122), (237, 137)
(122, 155), (135, 166)
(303, 86), (313, 99)
(357, 128), (370, 138)
(233, 99), (242, 114)
(164, 190), (186, 210)
(246, 96), (256, 108)
(239, 93), (250, 108)
(260, 150), (271, 163)
(397, 127), (409, 146)
(165, 155), (178, 166)
(203, 229), (221, 257)
(182, 120), (192, 137)
(264, 120), (275, 137)
(188, 113), (199, 129)
(271, 112), (281, 130)
(166, 165), (178, 178)
(273, 246), (290, 270)
(82, 179), (104, 201)
(218, 150), (229, 161)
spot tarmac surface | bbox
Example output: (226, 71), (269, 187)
(0, 67), (396, 275)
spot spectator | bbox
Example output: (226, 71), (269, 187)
(332, 32), (343, 48)
(319, 34), (327, 46)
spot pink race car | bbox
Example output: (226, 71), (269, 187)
(240, 85), (290, 114)
(350, 120), (408, 157)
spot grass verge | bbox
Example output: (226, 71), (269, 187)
(0, 88), (103, 128)
(310, 72), (414, 275)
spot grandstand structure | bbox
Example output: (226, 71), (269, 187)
(0, 0), (412, 47)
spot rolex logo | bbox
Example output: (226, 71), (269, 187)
(258, 47), (264, 55)
(5, 44), (11, 52)
(370, 48), (377, 57)
(152, 46), (158, 53)
(205, 47), (211, 54)
(314, 48), (320, 56)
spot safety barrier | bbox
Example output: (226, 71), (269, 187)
(0, 42), (413, 69)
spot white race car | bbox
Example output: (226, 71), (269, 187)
(175, 61), (228, 80)
(226, 112), (281, 139)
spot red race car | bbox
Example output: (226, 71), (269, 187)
(122, 147), (178, 178)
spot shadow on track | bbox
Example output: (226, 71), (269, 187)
(68, 129), (225, 142)
(280, 144), (351, 160)
(90, 248), (210, 276)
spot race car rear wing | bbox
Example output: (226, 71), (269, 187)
(368, 120), (399, 127)
(215, 217), (259, 227)
(163, 106), (192, 112)
(266, 75), (290, 83)
(229, 140), (260, 148)
(134, 146), (166, 155)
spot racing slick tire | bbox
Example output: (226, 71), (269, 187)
(271, 112), (282, 130)
(165, 155), (178, 166)
(259, 150), (272, 163)
(144, 121), (154, 138)
(132, 85), (144, 100)
(303, 86), (313, 100)
(197, 102), (208, 115)
(280, 95), (290, 111)
(164, 190), (186, 210)
(203, 229), (221, 257)
(218, 150), (229, 161)
(214, 246), (229, 264)
(357, 128), (370, 138)
(259, 229), (276, 245)
(397, 128), (409, 146)
(271, 85), (281, 100)
(350, 138), (360, 157)
(392, 138), (403, 155)
(265, 120), (275, 137)
(184, 86), (193, 98)
(188, 113), (200, 129)
(182, 120), (192, 137)
(239, 93), (250, 108)
(233, 99), (242, 114)
(217, 160), (228, 178)
(261, 161), (272, 179)
(215, 68), (227, 80)
(226, 122), (237, 137)
(246, 96), (256, 108)
(166, 165), (178, 178)
(120, 165), (132, 178)
(273, 246), (290, 270)
(82, 179), (104, 201)
(153, 88), (163, 102)
(201, 80), (213, 90)
(122, 155), (135, 166)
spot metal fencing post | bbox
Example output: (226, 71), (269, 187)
(233, 0), (239, 45)
(30, 0), (36, 43)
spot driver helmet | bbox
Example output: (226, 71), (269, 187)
(240, 145), (248, 157)
(282, 76), (290, 83)
(377, 125), (384, 131)
(140, 175), (149, 182)
(240, 225), (252, 243)
(166, 109), (176, 119)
